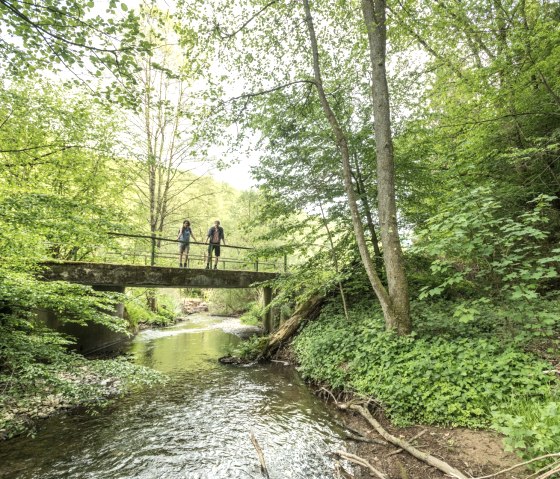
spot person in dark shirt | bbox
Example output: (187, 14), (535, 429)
(205, 220), (225, 270)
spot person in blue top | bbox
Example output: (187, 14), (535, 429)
(205, 220), (225, 269)
(177, 220), (196, 268)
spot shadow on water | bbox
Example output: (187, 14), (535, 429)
(0, 314), (346, 479)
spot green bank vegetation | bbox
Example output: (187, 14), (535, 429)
(218, 0), (560, 469)
(1, 0), (559, 471)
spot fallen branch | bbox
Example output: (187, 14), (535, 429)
(332, 419), (389, 446)
(258, 295), (324, 359)
(527, 462), (557, 479)
(344, 430), (388, 446)
(528, 459), (560, 479)
(409, 429), (428, 443)
(334, 450), (388, 479)
(349, 405), (469, 479)
(318, 386), (338, 403)
(250, 432), (270, 479)
(473, 453), (560, 479)
(387, 429), (428, 457)
(537, 462), (560, 479)
(333, 460), (355, 479)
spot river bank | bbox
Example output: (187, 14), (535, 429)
(0, 352), (164, 441)
(0, 310), (541, 479)
(0, 298), (253, 443)
(261, 343), (523, 479)
(337, 403), (523, 478)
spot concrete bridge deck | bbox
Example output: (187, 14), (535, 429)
(41, 261), (278, 289)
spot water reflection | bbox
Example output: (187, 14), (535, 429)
(0, 315), (345, 479)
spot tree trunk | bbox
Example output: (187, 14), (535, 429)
(318, 201), (350, 321)
(353, 155), (383, 273)
(303, 0), (409, 333)
(259, 295), (324, 359)
(361, 0), (411, 334)
(146, 288), (157, 313)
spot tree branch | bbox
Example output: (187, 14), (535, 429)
(226, 80), (316, 103)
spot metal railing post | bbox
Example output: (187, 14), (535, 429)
(150, 233), (156, 266)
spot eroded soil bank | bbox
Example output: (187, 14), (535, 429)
(338, 407), (524, 478)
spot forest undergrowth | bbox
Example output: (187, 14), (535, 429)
(289, 293), (560, 469)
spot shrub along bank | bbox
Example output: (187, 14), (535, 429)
(125, 293), (178, 329)
(291, 295), (560, 466)
(0, 276), (167, 441)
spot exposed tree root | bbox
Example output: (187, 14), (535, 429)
(315, 386), (357, 406)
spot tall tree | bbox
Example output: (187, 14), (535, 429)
(301, 0), (410, 333)
(126, 6), (210, 245)
(361, 0), (410, 332)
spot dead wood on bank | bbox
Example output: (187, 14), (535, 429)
(336, 402), (469, 479)
(218, 295), (324, 366)
(334, 450), (388, 479)
(472, 453), (560, 479)
(254, 294), (324, 360)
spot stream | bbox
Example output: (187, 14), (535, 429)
(0, 314), (347, 479)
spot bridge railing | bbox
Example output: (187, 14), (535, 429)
(43, 233), (287, 273)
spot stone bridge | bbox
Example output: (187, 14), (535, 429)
(41, 261), (278, 289)
(39, 261), (279, 354)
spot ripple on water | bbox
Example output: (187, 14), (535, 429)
(0, 316), (346, 479)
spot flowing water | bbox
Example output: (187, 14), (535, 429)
(0, 314), (347, 479)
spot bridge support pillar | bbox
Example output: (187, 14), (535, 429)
(39, 284), (128, 355)
(262, 286), (273, 334)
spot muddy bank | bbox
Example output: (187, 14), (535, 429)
(337, 406), (523, 479)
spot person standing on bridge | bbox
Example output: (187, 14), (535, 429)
(177, 220), (196, 268)
(205, 220), (225, 270)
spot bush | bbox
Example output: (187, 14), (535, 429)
(239, 302), (263, 326)
(229, 334), (268, 360)
(0, 322), (164, 440)
(124, 294), (177, 328)
(493, 395), (560, 469)
(292, 299), (556, 428)
(413, 190), (560, 304)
